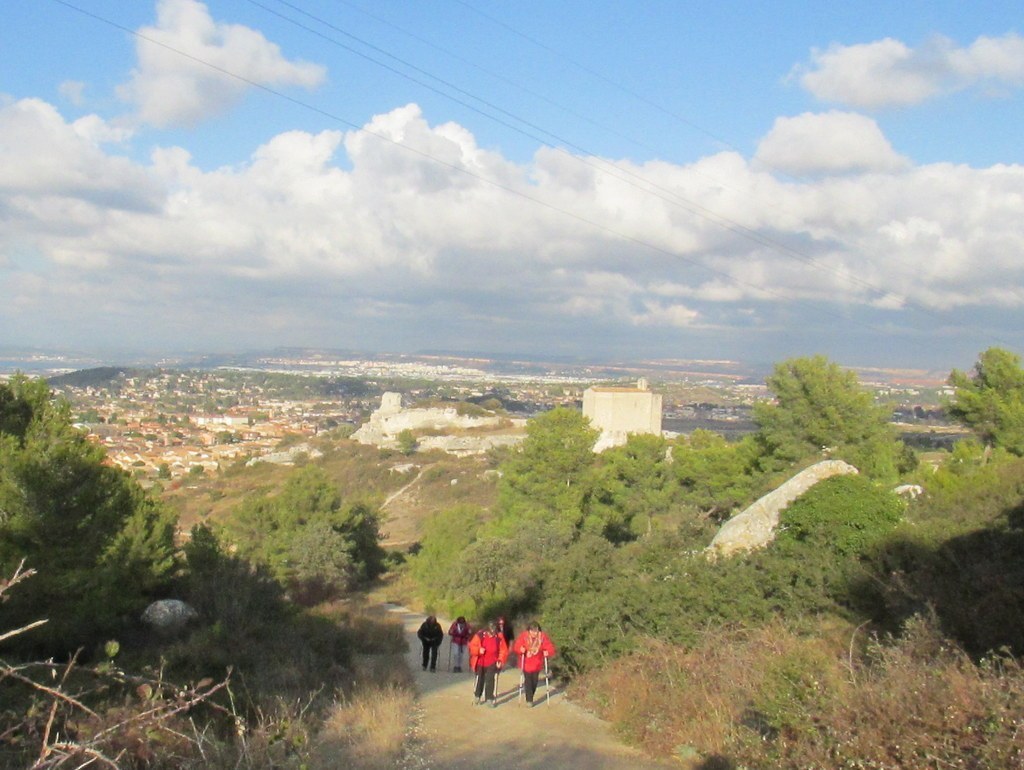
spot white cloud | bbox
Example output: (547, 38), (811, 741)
(951, 34), (1024, 84)
(0, 98), (155, 202)
(755, 111), (910, 175)
(794, 33), (1024, 108)
(117, 0), (325, 128)
(58, 81), (87, 106)
(72, 114), (135, 145)
(629, 300), (700, 327)
(2, 97), (1024, 356)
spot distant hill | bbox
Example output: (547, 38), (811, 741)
(48, 366), (146, 388)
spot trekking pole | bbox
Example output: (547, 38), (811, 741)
(447, 638), (452, 672)
(543, 654), (551, 706)
(518, 658), (524, 706)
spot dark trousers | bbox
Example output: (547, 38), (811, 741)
(474, 664), (499, 700)
(523, 670), (541, 702)
(421, 642), (440, 670)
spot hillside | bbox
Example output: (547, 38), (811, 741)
(47, 365), (147, 388)
(161, 438), (499, 548)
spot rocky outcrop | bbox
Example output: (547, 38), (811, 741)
(246, 442), (323, 466)
(352, 393), (525, 455)
(416, 434), (525, 457)
(707, 459), (859, 558)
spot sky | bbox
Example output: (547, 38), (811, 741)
(2, 0), (1023, 373)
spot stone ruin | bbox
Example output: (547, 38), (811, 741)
(351, 392), (525, 456)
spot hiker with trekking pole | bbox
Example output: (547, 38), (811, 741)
(468, 621), (508, 708)
(513, 621), (556, 707)
(448, 616), (472, 673)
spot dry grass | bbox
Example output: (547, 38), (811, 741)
(306, 653), (416, 770)
(574, 616), (1024, 769)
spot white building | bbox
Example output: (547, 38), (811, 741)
(582, 378), (663, 451)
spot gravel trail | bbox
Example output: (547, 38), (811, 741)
(382, 604), (679, 770)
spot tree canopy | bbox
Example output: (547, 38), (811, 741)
(0, 376), (177, 654)
(946, 347), (1024, 455)
(494, 407), (598, 534)
(753, 355), (911, 480)
(224, 464), (386, 601)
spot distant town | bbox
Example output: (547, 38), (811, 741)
(0, 348), (963, 483)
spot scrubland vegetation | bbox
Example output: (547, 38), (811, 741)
(409, 350), (1024, 768)
(2, 348), (1024, 767)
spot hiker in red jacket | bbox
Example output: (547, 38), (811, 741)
(469, 621), (508, 707)
(512, 622), (556, 707)
(448, 616), (472, 672)
(496, 615), (515, 666)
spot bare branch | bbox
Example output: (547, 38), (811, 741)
(0, 618), (49, 643)
(0, 559), (37, 601)
(2, 668), (98, 718)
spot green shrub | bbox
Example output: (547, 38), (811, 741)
(0, 376), (177, 656)
(856, 452), (1024, 656)
(777, 474), (905, 557)
(410, 504), (484, 613)
(222, 466), (386, 600)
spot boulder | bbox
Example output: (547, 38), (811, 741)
(141, 599), (198, 631)
(893, 484), (924, 499)
(707, 459), (859, 558)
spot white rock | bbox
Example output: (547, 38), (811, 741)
(707, 460), (859, 558)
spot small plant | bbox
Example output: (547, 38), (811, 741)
(396, 429), (418, 456)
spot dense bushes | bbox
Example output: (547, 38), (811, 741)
(0, 377), (411, 768)
(857, 452), (1024, 656)
(537, 507), (889, 677)
(575, 616), (1024, 769)
(776, 473), (905, 557)
(417, 470), (891, 661)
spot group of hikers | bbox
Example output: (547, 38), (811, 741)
(416, 614), (556, 708)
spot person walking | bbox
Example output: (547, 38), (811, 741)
(513, 622), (556, 707)
(417, 615), (444, 672)
(469, 621), (508, 707)
(448, 616), (473, 672)
(497, 615), (515, 666)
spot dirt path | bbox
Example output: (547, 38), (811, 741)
(380, 469), (428, 549)
(383, 605), (679, 769)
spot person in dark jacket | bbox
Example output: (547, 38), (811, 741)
(448, 616), (472, 672)
(417, 615), (444, 672)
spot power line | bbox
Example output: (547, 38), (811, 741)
(450, 0), (755, 163)
(288, 0), (673, 159)
(249, 0), (990, 333)
(45, 0), (1009, 351)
